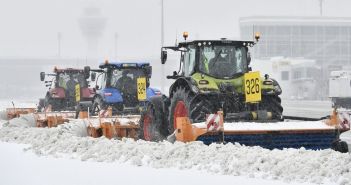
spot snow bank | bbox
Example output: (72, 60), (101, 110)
(0, 123), (350, 185)
(0, 110), (7, 120)
(5, 113), (36, 128)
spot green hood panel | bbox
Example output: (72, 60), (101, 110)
(191, 73), (274, 94)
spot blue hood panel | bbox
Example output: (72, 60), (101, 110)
(146, 87), (161, 101)
(98, 88), (123, 103)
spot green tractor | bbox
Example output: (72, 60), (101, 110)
(139, 32), (283, 141)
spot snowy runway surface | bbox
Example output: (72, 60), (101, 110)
(1, 142), (310, 185)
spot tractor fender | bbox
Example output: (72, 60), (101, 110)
(169, 77), (197, 98)
(271, 78), (282, 95)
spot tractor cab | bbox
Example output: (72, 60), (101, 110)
(38, 66), (94, 111)
(90, 61), (161, 114)
(163, 39), (254, 80)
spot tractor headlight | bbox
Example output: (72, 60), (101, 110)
(104, 92), (112, 96)
(263, 80), (273, 85)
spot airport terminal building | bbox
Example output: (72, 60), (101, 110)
(239, 16), (351, 99)
(240, 16), (351, 66)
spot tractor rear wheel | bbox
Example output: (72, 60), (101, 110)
(260, 95), (283, 120)
(168, 88), (215, 133)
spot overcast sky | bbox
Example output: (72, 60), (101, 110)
(0, 0), (350, 59)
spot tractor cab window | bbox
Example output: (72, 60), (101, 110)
(111, 69), (144, 91)
(183, 46), (196, 76)
(199, 45), (247, 78)
(57, 72), (87, 89)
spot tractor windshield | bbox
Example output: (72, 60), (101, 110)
(199, 45), (247, 78)
(57, 72), (87, 90)
(110, 68), (145, 91)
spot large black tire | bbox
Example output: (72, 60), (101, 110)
(138, 96), (168, 141)
(91, 97), (107, 115)
(340, 141), (349, 153)
(168, 88), (215, 134)
(332, 141), (349, 153)
(260, 95), (283, 120)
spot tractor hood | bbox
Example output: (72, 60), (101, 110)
(191, 72), (278, 95)
(191, 73), (243, 93)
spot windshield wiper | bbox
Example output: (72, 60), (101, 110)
(212, 50), (222, 64)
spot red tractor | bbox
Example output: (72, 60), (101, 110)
(38, 66), (95, 112)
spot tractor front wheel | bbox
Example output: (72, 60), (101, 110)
(260, 95), (283, 120)
(91, 97), (107, 115)
(168, 88), (215, 133)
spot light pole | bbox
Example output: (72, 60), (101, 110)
(161, 0), (165, 92)
(161, 0), (164, 46)
(57, 32), (61, 58)
(319, 0), (324, 16)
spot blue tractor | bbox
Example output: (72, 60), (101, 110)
(89, 61), (161, 115)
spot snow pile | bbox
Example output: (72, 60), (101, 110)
(58, 119), (90, 137)
(0, 110), (7, 120)
(0, 123), (350, 185)
(6, 113), (37, 127)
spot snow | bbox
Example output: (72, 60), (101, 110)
(0, 100), (351, 185)
(0, 118), (350, 185)
(0, 142), (310, 185)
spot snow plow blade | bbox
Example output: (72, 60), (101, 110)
(34, 112), (76, 127)
(175, 110), (350, 152)
(82, 109), (140, 139)
(6, 108), (36, 120)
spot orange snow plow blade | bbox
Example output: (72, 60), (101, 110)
(34, 112), (76, 127)
(6, 108), (36, 119)
(82, 109), (140, 139)
(175, 111), (224, 142)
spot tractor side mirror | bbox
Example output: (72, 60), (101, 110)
(247, 52), (251, 65)
(145, 66), (152, 78)
(91, 72), (96, 81)
(161, 50), (167, 64)
(40, 72), (45, 81)
(84, 66), (91, 79)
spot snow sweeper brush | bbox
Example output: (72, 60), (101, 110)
(173, 109), (350, 153)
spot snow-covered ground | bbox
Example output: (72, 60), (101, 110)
(0, 99), (351, 185)
(1, 142), (313, 185)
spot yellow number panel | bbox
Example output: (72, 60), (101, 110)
(75, 84), (81, 102)
(137, 77), (147, 101)
(244, 71), (261, 103)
